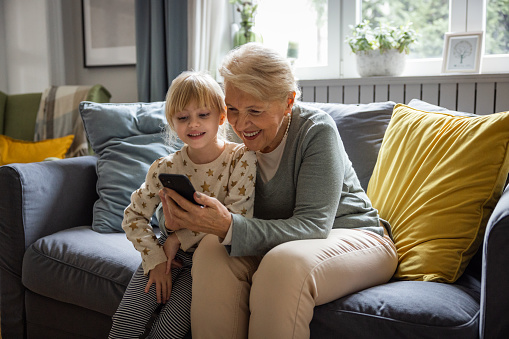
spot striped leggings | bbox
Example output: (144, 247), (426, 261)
(109, 247), (194, 339)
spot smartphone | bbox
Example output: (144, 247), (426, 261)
(158, 173), (202, 205)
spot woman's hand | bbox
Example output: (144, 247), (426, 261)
(159, 188), (232, 239)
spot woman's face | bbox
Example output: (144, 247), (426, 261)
(225, 84), (294, 153)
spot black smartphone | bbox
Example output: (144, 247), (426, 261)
(158, 173), (201, 205)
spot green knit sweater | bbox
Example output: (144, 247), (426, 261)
(230, 102), (387, 257)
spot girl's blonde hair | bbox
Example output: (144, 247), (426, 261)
(164, 71), (226, 144)
(219, 43), (301, 102)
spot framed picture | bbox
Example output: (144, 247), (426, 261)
(442, 32), (483, 74)
(81, 0), (136, 67)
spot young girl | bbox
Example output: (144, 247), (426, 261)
(109, 71), (257, 339)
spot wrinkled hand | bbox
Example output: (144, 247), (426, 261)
(145, 262), (172, 304)
(159, 188), (231, 238)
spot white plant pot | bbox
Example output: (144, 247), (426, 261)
(355, 49), (406, 77)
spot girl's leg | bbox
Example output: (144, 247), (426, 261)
(190, 234), (262, 339)
(109, 264), (161, 339)
(150, 250), (194, 339)
(249, 228), (398, 339)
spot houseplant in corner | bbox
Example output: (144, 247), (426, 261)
(346, 20), (418, 77)
(230, 0), (263, 47)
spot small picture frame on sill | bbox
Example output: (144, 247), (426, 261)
(81, 0), (136, 68)
(442, 32), (483, 74)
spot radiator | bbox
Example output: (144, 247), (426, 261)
(300, 74), (509, 115)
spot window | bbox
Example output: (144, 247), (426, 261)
(242, 0), (508, 79)
(485, 0), (509, 55)
(244, 0), (340, 79)
(361, 0), (449, 59)
(343, 0), (509, 77)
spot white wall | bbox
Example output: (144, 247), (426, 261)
(1, 0), (138, 102)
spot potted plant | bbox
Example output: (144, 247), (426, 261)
(346, 20), (418, 77)
(230, 0), (263, 47)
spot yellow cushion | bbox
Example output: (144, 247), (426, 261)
(367, 104), (509, 283)
(0, 134), (74, 165)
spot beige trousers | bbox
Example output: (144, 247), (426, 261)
(191, 228), (398, 339)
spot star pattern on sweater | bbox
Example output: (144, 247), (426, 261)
(201, 181), (210, 192)
(129, 222), (138, 231)
(238, 185), (246, 196)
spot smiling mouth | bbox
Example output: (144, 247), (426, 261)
(243, 130), (261, 138)
(188, 132), (205, 137)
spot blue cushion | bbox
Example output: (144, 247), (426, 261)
(80, 101), (182, 233)
(311, 280), (480, 338)
(303, 101), (396, 191)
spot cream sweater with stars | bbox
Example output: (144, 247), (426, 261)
(122, 142), (257, 274)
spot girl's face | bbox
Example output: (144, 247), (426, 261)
(225, 84), (294, 153)
(172, 101), (225, 163)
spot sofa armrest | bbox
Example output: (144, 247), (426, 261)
(0, 156), (98, 338)
(480, 184), (509, 339)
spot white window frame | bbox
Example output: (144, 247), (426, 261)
(339, 0), (509, 78)
(293, 0), (341, 80)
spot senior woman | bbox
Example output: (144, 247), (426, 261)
(158, 43), (398, 338)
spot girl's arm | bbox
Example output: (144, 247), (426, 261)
(122, 157), (167, 274)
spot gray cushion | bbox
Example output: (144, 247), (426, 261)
(407, 98), (476, 117)
(22, 226), (140, 316)
(80, 101), (183, 233)
(311, 280), (480, 338)
(302, 101), (396, 191)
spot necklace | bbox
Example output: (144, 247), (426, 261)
(284, 112), (292, 139)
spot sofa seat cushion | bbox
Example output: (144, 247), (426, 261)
(311, 280), (480, 339)
(22, 226), (140, 316)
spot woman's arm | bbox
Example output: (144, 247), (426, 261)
(229, 117), (344, 256)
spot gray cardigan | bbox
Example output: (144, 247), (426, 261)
(230, 103), (387, 257)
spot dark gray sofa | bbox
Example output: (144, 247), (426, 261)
(1, 100), (508, 339)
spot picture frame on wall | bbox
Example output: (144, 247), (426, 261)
(82, 0), (136, 67)
(442, 31), (483, 74)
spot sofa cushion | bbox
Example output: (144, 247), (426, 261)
(22, 226), (140, 316)
(0, 134), (74, 165)
(311, 280), (480, 338)
(303, 101), (395, 191)
(367, 104), (509, 282)
(80, 101), (182, 233)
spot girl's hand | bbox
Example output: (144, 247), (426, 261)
(145, 262), (172, 304)
(163, 233), (182, 274)
(159, 189), (181, 232)
(160, 188), (232, 239)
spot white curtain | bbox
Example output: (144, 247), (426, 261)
(187, 0), (231, 79)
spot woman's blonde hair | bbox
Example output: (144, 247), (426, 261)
(219, 43), (301, 102)
(164, 71), (226, 144)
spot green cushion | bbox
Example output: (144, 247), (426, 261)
(4, 92), (42, 141)
(86, 84), (112, 103)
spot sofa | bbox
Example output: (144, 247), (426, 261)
(1, 99), (508, 339)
